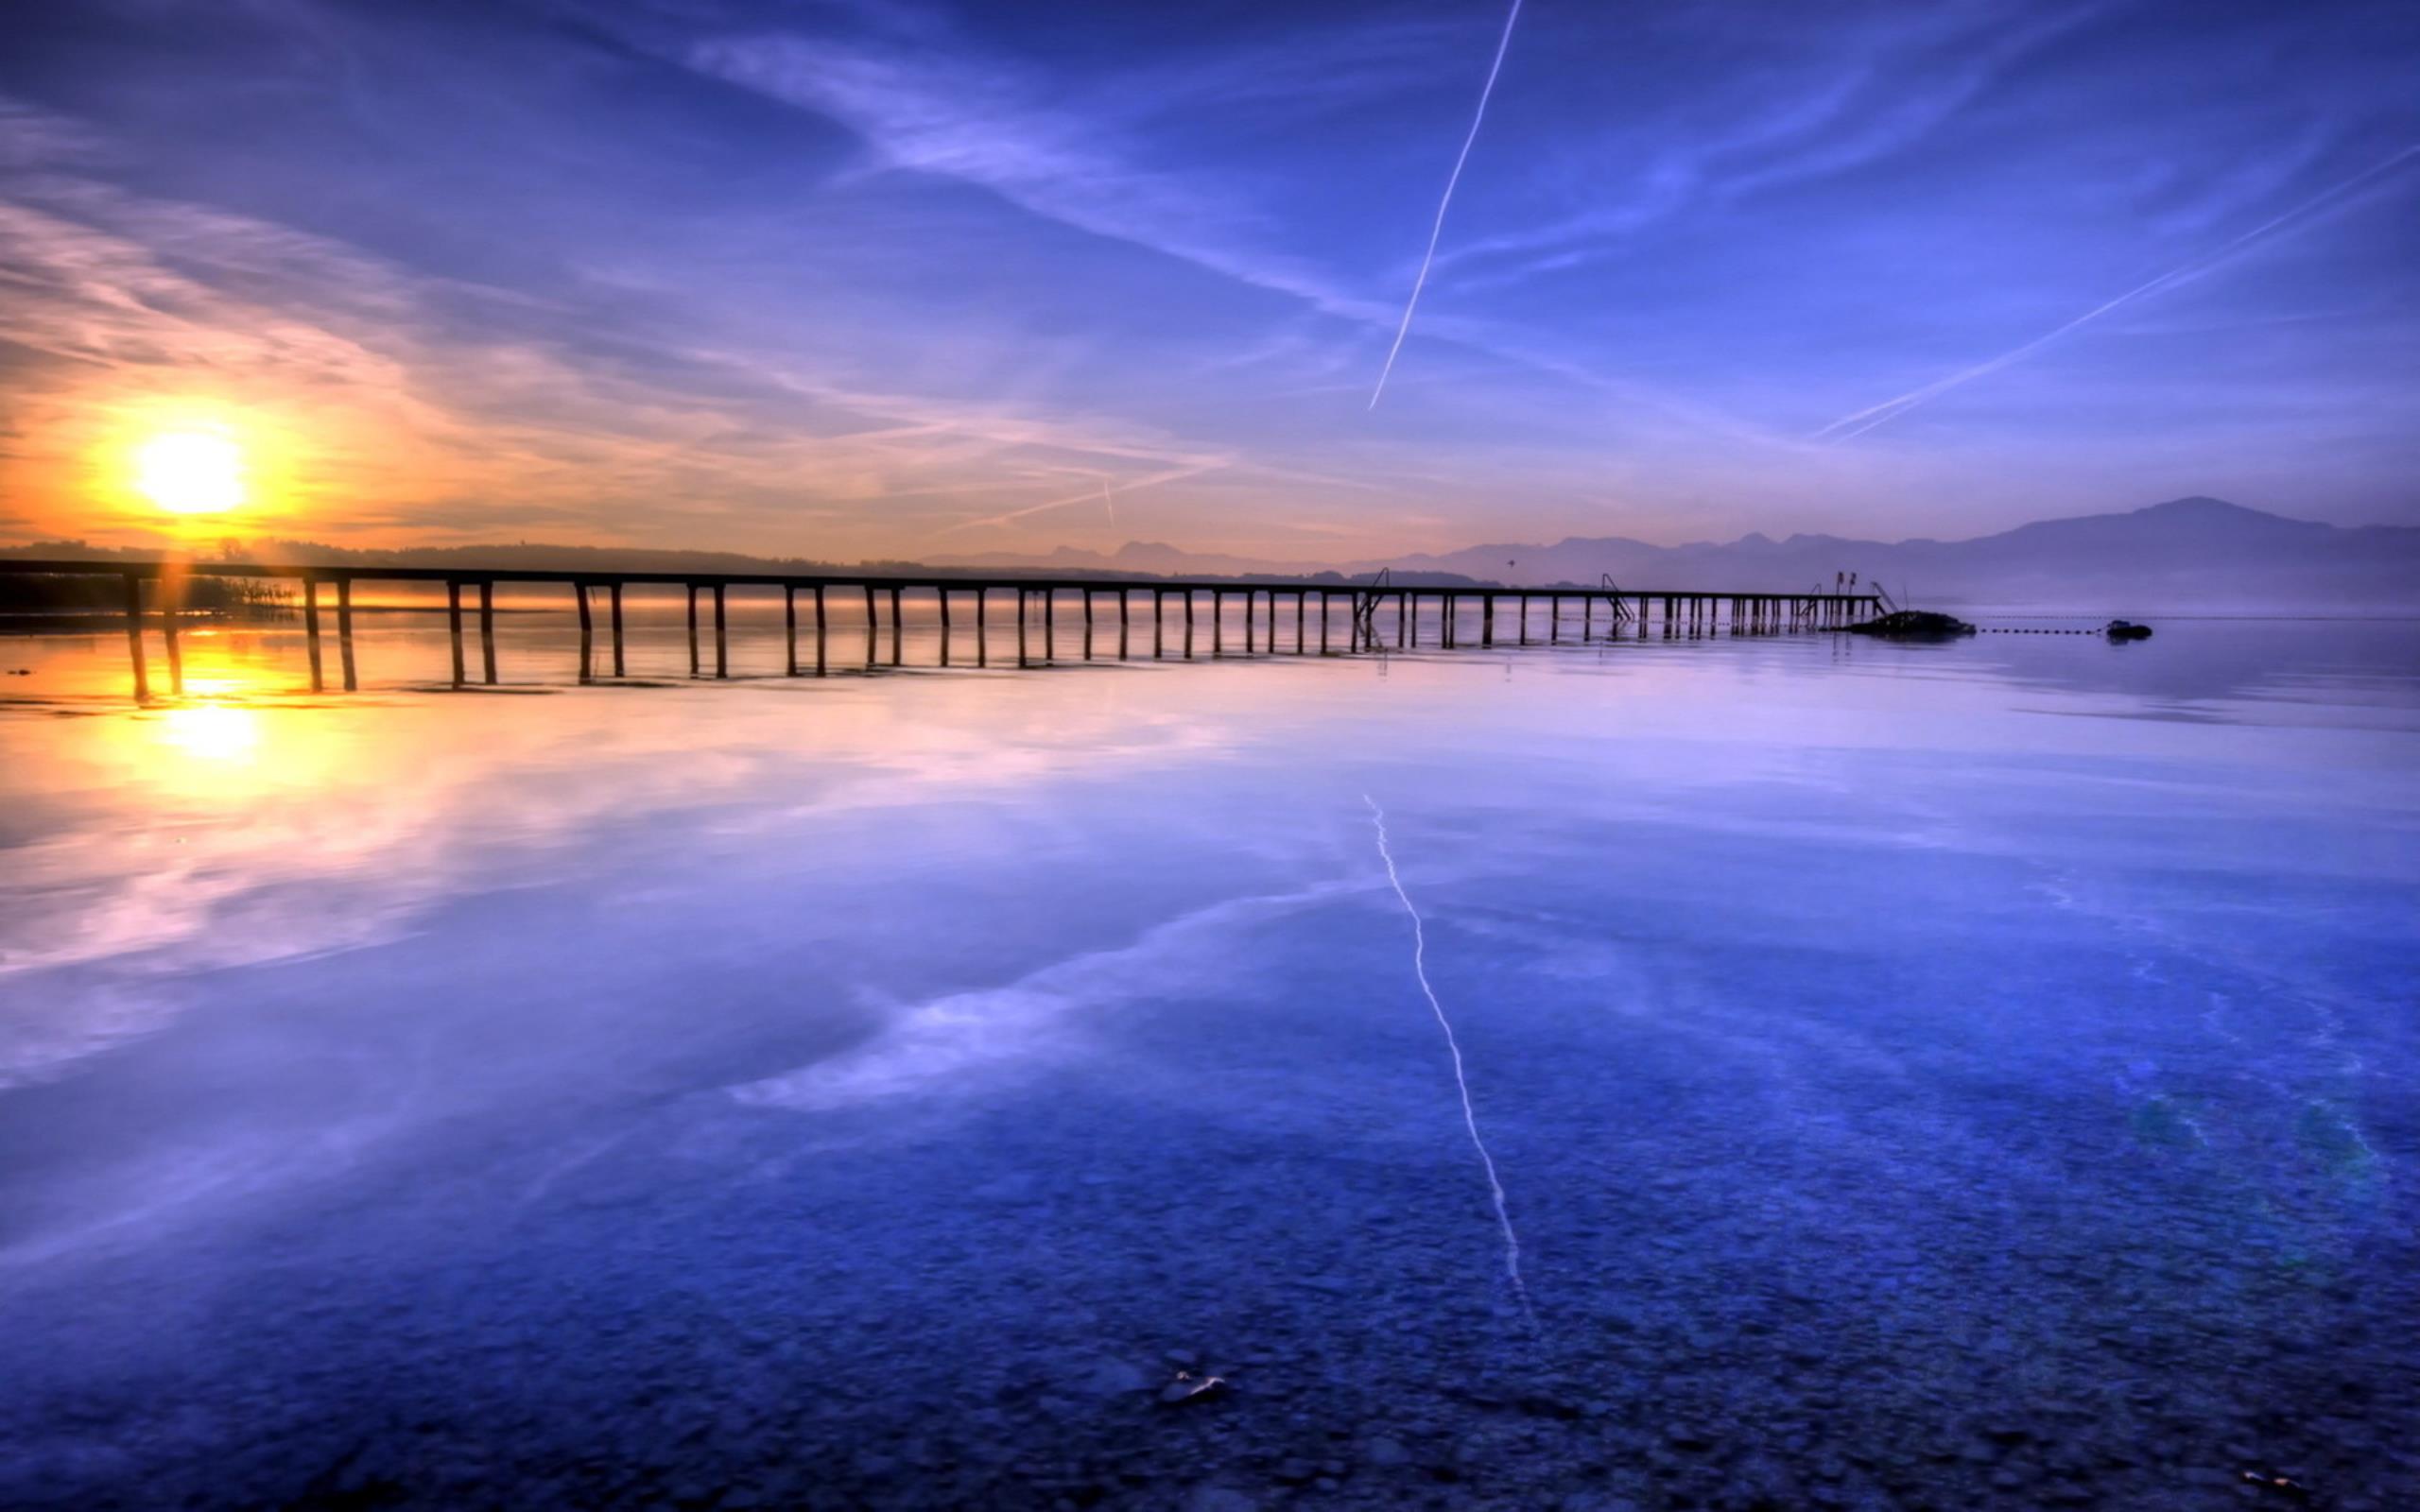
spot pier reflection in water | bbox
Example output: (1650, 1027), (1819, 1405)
(0, 619), (2414, 1510)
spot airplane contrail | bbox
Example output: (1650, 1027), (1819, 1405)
(1820, 143), (2420, 440)
(928, 461), (1220, 537)
(1368, 0), (1526, 411)
(1101, 477), (1116, 530)
(1363, 794), (1536, 1329)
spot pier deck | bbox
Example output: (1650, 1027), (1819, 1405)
(0, 558), (1882, 700)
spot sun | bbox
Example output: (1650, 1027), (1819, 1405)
(134, 429), (248, 515)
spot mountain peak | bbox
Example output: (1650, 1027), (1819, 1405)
(2125, 496), (2330, 535)
(2135, 496), (2273, 521)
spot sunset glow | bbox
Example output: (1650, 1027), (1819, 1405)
(132, 429), (247, 517)
(0, 3), (2410, 558)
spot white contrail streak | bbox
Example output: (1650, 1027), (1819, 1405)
(928, 461), (1221, 537)
(1363, 794), (1535, 1328)
(1368, 0), (1525, 411)
(1819, 143), (2420, 440)
(1102, 477), (1116, 530)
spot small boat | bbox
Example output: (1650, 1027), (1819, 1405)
(1844, 609), (1976, 640)
(2104, 620), (2153, 641)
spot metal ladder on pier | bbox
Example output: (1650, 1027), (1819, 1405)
(1351, 568), (1390, 649)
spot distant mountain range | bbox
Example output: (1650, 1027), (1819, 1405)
(10, 498), (2412, 610)
(936, 498), (2420, 610)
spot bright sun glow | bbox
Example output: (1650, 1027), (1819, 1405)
(134, 430), (248, 515)
(159, 703), (262, 765)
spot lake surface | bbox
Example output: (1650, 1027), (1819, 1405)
(2, 611), (2415, 1510)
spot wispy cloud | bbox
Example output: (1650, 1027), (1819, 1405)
(5, 0), (2415, 551)
(677, 14), (1791, 455)
(1818, 143), (2420, 440)
(2138, 121), (2336, 238)
(0, 171), (1230, 549)
(684, 29), (1392, 327)
(1433, 3), (2105, 292)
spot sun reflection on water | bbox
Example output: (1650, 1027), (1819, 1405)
(158, 703), (261, 765)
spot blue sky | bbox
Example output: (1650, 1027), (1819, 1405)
(2, 0), (2413, 558)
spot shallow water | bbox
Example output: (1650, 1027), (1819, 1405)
(2, 614), (2415, 1510)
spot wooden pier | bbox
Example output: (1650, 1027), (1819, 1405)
(0, 558), (1881, 701)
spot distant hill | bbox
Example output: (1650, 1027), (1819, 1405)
(11, 499), (2412, 610)
(939, 497), (2420, 610)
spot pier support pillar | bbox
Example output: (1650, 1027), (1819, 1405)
(785, 586), (799, 675)
(864, 584), (878, 667)
(713, 584), (728, 678)
(304, 577), (325, 691)
(447, 581), (465, 687)
(340, 577), (357, 692)
(159, 574), (183, 696)
(123, 573), (149, 702)
(577, 581), (594, 684)
(815, 585), (829, 676)
(611, 583), (625, 676)
(479, 580), (497, 684)
(1083, 589), (1095, 661)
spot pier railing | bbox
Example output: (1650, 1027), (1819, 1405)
(0, 558), (1882, 701)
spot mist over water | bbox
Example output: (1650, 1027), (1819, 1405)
(1, 615), (2414, 1509)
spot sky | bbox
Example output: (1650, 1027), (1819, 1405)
(1, 0), (2414, 561)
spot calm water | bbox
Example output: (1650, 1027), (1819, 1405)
(2, 613), (2415, 1510)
